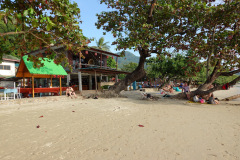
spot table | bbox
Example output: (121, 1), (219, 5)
(0, 89), (18, 100)
(20, 87), (67, 98)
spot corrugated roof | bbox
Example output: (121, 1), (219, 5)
(22, 55), (67, 75)
(2, 54), (20, 61)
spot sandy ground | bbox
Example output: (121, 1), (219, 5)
(0, 85), (239, 160)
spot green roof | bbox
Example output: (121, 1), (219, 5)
(22, 55), (67, 75)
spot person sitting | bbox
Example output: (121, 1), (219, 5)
(168, 85), (174, 93)
(205, 84), (214, 101)
(193, 95), (200, 102)
(208, 95), (219, 104)
(162, 85), (171, 93)
(66, 86), (77, 98)
(141, 92), (153, 99)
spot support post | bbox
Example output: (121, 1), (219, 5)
(50, 75), (53, 87)
(78, 72), (82, 95)
(32, 76), (34, 98)
(116, 57), (118, 69)
(79, 52), (81, 69)
(89, 75), (92, 90)
(95, 71), (97, 94)
(60, 76), (62, 96)
(106, 76), (109, 82)
(23, 77), (25, 88)
(67, 74), (70, 86)
(115, 74), (118, 83)
(100, 54), (102, 68)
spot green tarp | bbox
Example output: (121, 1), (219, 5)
(22, 55), (67, 75)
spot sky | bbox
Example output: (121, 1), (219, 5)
(74, 0), (139, 56)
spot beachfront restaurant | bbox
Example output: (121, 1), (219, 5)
(16, 55), (68, 98)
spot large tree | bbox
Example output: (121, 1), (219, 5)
(180, 1), (240, 98)
(96, 0), (239, 96)
(96, 0), (211, 94)
(0, 0), (87, 67)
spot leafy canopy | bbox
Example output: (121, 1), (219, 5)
(0, 0), (88, 67)
(96, 0), (213, 56)
(146, 53), (199, 80)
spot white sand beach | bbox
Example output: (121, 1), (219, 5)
(0, 85), (239, 160)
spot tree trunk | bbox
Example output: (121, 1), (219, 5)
(173, 61), (240, 100)
(222, 94), (240, 101)
(109, 49), (148, 94)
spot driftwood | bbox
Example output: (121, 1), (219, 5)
(221, 94), (240, 101)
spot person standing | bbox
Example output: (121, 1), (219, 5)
(182, 82), (191, 99)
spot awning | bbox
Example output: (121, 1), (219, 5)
(16, 55), (67, 78)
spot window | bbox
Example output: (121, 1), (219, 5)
(0, 65), (11, 70)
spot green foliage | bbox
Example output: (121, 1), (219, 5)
(118, 62), (138, 79)
(121, 62), (138, 72)
(0, 0), (88, 67)
(0, 16), (20, 61)
(96, 0), (214, 55)
(146, 53), (200, 80)
(101, 85), (109, 89)
(107, 57), (116, 68)
(92, 37), (110, 51)
(215, 75), (239, 85)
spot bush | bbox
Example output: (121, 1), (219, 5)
(101, 85), (109, 89)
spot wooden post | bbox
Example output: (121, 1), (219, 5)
(79, 52), (81, 69)
(78, 72), (82, 95)
(60, 76), (62, 96)
(116, 57), (118, 69)
(50, 75), (53, 87)
(32, 76), (34, 98)
(100, 54), (102, 68)
(95, 71), (97, 94)
(23, 77), (25, 88)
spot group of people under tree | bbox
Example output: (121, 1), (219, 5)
(159, 81), (219, 104)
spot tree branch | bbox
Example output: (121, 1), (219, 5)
(206, 60), (221, 83)
(219, 69), (240, 76)
(208, 75), (240, 92)
(29, 32), (50, 47)
(0, 31), (27, 36)
(147, 0), (157, 24)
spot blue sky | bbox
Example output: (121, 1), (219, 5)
(74, 0), (139, 56)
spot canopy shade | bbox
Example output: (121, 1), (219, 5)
(16, 55), (67, 78)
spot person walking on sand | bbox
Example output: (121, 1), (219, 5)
(182, 82), (191, 100)
(66, 86), (77, 98)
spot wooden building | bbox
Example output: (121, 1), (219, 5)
(27, 45), (129, 92)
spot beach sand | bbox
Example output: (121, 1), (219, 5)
(0, 85), (239, 160)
